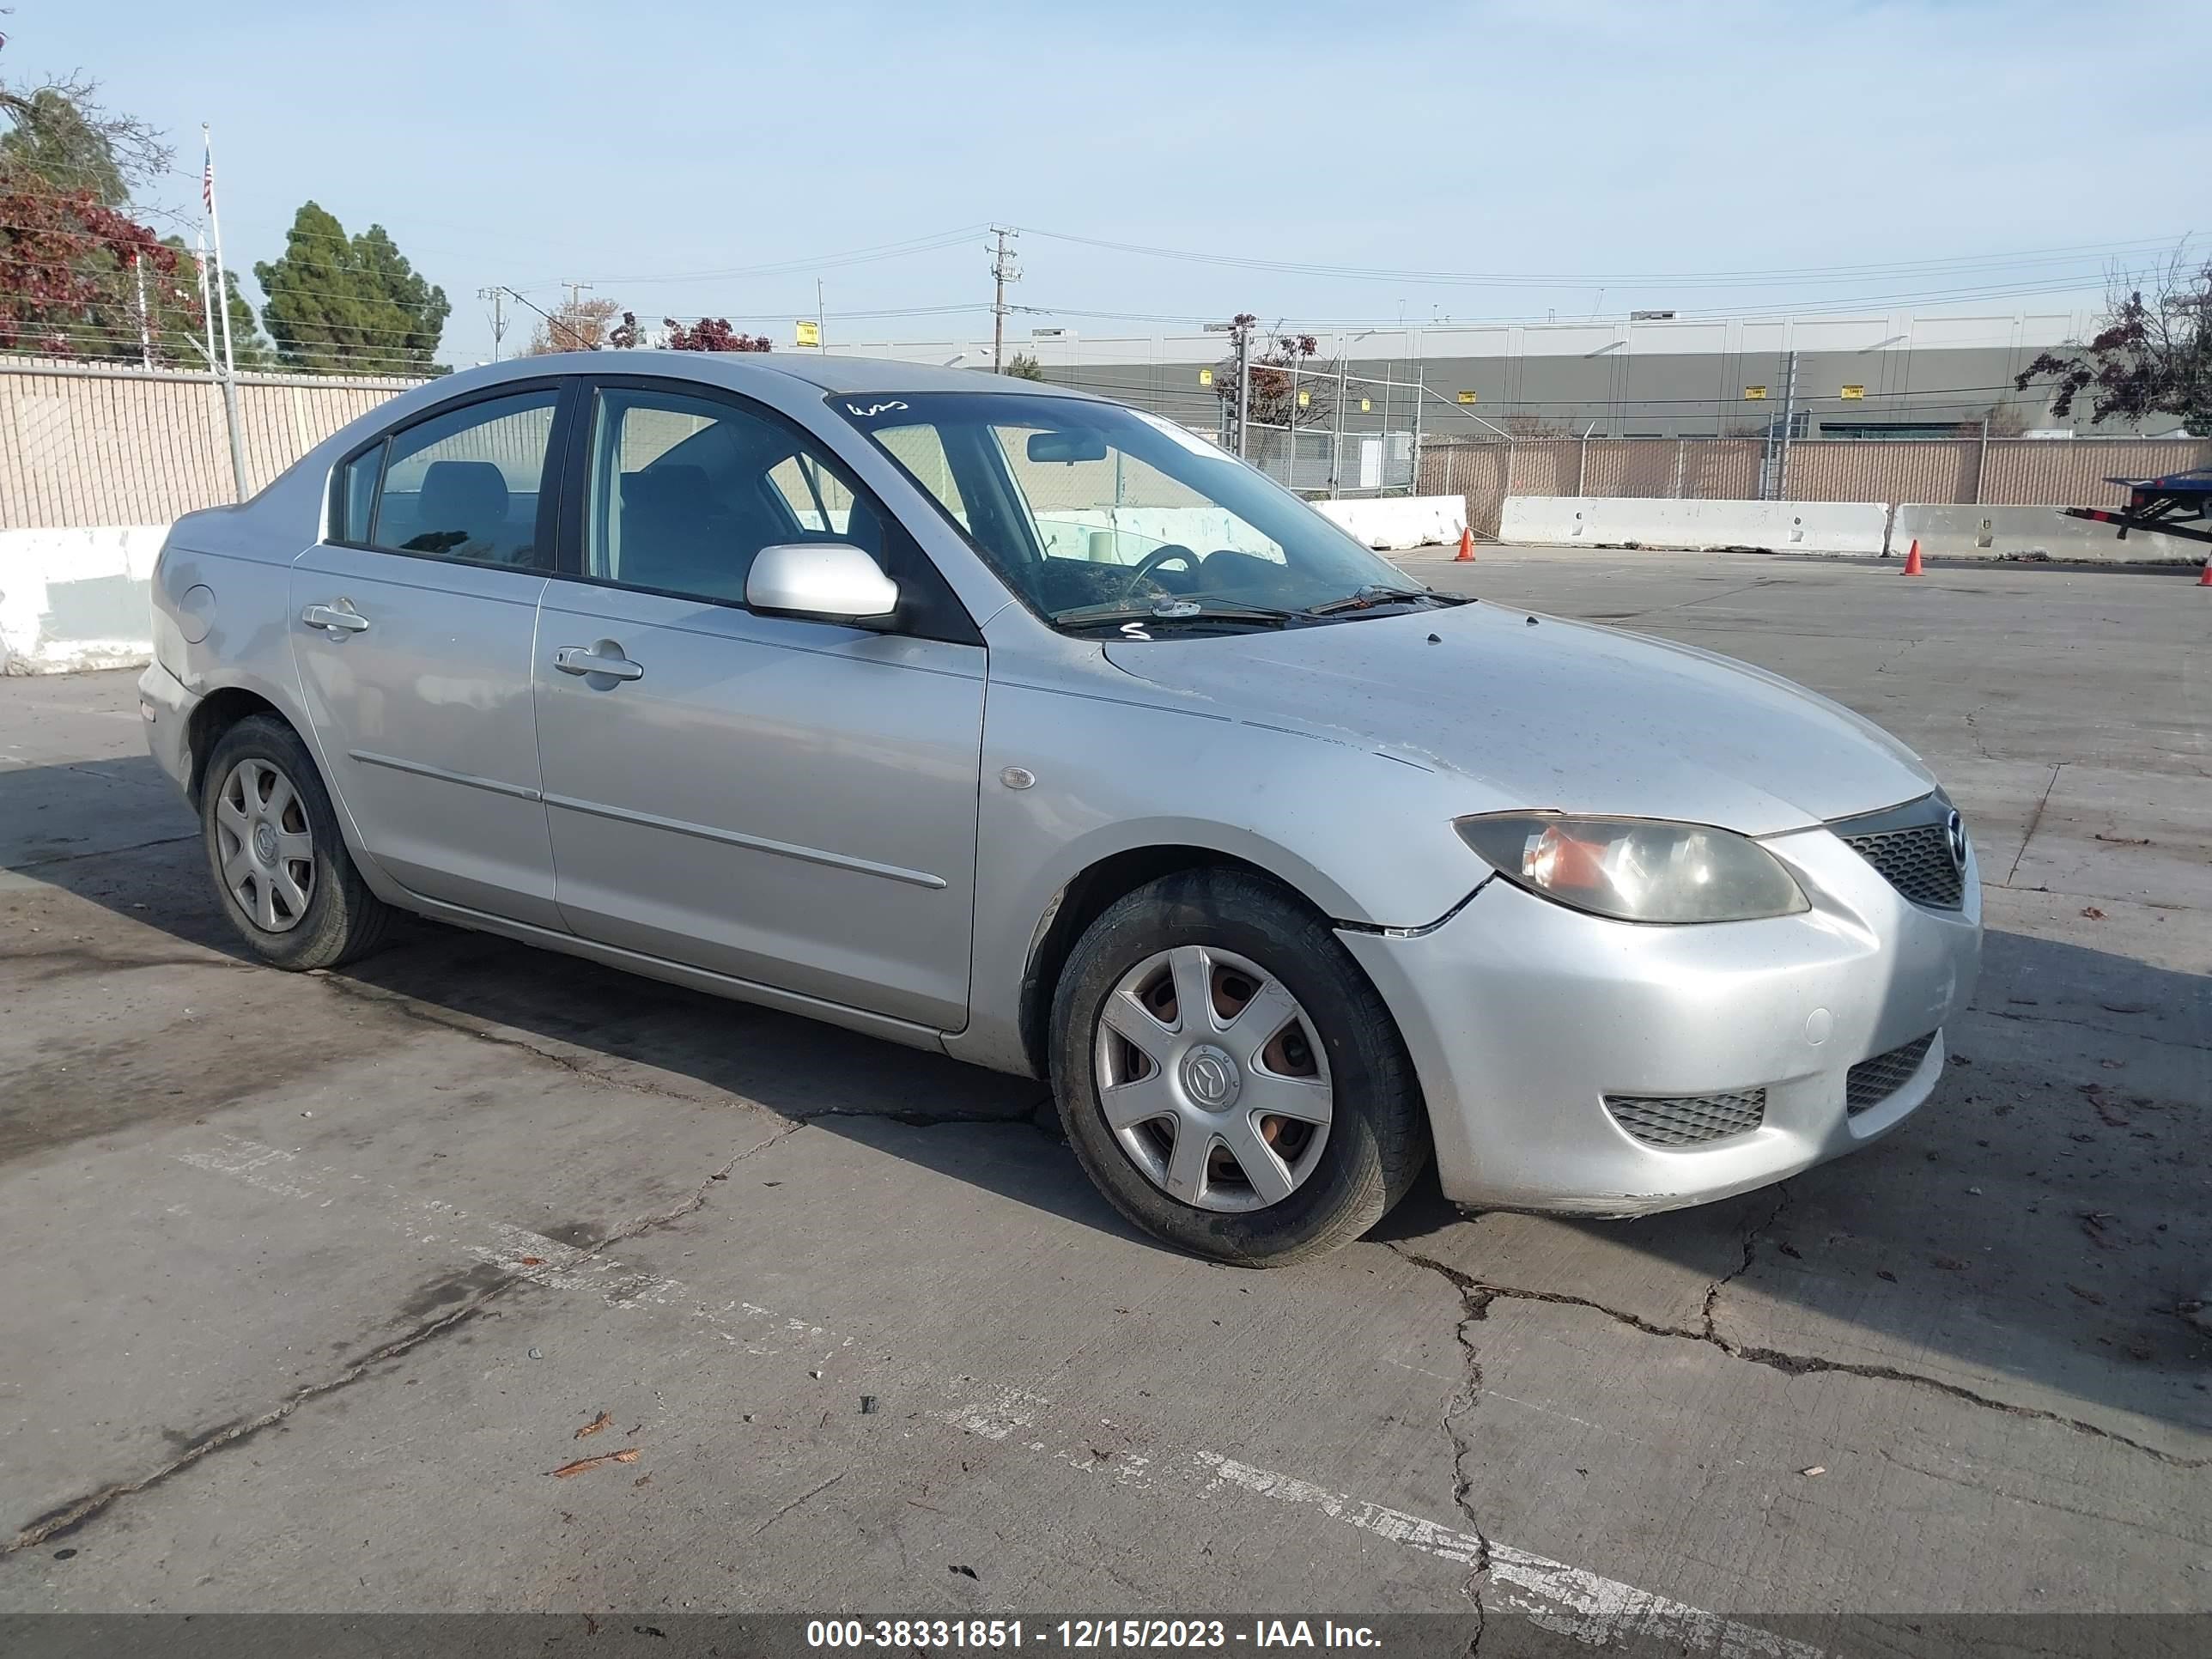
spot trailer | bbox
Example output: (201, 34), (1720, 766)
(2061, 466), (2212, 547)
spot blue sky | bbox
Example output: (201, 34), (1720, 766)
(14, 1), (2208, 364)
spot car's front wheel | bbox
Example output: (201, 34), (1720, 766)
(201, 714), (392, 970)
(1050, 869), (1430, 1266)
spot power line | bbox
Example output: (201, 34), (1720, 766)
(1018, 228), (2195, 290)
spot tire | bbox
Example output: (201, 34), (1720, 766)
(1050, 868), (1430, 1266)
(200, 714), (392, 970)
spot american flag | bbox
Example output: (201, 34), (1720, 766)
(202, 144), (215, 212)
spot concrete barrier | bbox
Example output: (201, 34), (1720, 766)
(1890, 503), (2204, 564)
(1311, 495), (1468, 550)
(1499, 496), (1889, 555)
(0, 526), (166, 675)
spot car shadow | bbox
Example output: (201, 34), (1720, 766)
(3, 750), (2206, 1442)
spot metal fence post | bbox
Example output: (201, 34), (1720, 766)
(1674, 435), (1686, 499)
(1973, 419), (1989, 505)
(1409, 369), (1423, 498)
(1577, 428), (1589, 496)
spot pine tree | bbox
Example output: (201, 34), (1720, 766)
(254, 202), (449, 376)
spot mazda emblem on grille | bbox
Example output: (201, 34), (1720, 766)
(1945, 809), (1967, 873)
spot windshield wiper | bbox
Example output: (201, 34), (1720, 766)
(1053, 597), (1304, 632)
(1303, 584), (1468, 617)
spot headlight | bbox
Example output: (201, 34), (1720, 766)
(1455, 814), (1809, 924)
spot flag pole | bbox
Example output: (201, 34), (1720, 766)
(203, 123), (248, 500)
(193, 231), (216, 368)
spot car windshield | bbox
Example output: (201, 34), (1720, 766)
(833, 391), (1423, 629)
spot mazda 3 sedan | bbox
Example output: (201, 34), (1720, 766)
(140, 353), (1981, 1264)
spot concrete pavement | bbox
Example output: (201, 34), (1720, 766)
(0, 548), (2204, 1648)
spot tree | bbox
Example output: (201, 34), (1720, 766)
(0, 46), (207, 363)
(2014, 248), (2211, 434)
(662, 316), (770, 352)
(1003, 351), (1045, 381)
(522, 292), (619, 354)
(1212, 315), (1324, 433)
(0, 70), (169, 204)
(254, 201), (450, 376)
(0, 179), (189, 358)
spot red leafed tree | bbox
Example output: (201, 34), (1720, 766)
(0, 183), (191, 356)
(663, 316), (770, 352)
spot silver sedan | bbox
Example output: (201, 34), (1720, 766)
(139, 353), (1981, 1264)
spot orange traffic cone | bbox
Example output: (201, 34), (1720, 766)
(1901, 539), (1923, 576)
(2197, 555), (2212, 586)
(1454, 526), (1476, 562)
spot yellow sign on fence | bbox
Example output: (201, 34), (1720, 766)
(1297, 388), (1310, 408)
(1743, 386), (1768, 400)
(794, 320), (821, 348)
(1197, 367), (1213, 386)
(1456, 390), (1478, 404)
(1839, 384), (1865, 399)
(1359, 397), (1371, 413)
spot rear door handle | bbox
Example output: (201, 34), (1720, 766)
(554, 645), (645, 682)
(301, 602), (370, 635)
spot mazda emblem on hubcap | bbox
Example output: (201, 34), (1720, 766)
(1179, 1044), (1242, 1111)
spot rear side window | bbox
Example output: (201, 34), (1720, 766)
(353, 391), (559, 568)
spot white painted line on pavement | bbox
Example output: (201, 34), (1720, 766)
(177, 1133), (848, 1362)
(937, 1389), (1820, 1658)
(1198, 1452), (1825, 1658)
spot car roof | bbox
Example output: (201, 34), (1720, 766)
(444, 349), (1098, 400)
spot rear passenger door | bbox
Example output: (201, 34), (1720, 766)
(290, 383), (569, 929)
(532, 377), (987, 1029)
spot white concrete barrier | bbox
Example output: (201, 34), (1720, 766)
(1311, 495), (1468, 550)
(0, 526), (166, 675)
(1499, 496), (1890, 556)
(1891, 503), (2205, 564)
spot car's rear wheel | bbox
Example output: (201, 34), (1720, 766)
(201, 714), (391, 969)
(1050, 868), (1430, 1265)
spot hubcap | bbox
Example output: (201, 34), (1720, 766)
(1092, 945), (1334, 1213)
(213, 757), (315, 934)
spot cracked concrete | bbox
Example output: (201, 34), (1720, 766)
(2, 547), (2206, 1624)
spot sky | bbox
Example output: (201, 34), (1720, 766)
(11, 0), (2208, 367)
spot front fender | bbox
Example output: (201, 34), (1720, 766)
(946, 669), (1491, 1074)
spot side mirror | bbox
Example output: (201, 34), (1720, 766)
(745, 542), (900, 623)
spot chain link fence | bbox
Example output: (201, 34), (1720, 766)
(3, 358), (420, 529)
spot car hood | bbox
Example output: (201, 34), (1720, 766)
(1102, 601), (1934, 836)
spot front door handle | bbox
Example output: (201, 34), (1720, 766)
(301, 602), (370, 635)
(554, 644), (645, 682)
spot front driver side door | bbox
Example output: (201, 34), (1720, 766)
(532, 379), (987, 1030)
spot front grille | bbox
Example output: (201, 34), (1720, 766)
(1846, 1033), (1936, 1115)
(1605, 1089), (1766, 1147)
(1838, 821), (1965, 909)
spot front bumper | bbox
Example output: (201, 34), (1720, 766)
(137, 658), (199, 800)
(1340, 824), (1982, 1216)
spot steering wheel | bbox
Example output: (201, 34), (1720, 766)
(1121, 543), (1200, 599)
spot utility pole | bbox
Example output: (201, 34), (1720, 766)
(988, 227), (1018, 372)
(816, 278), (827, 356)
(1233, 319), (1253, 459)
(478, 286), (507, 361)
(558, 281), (593, 351)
